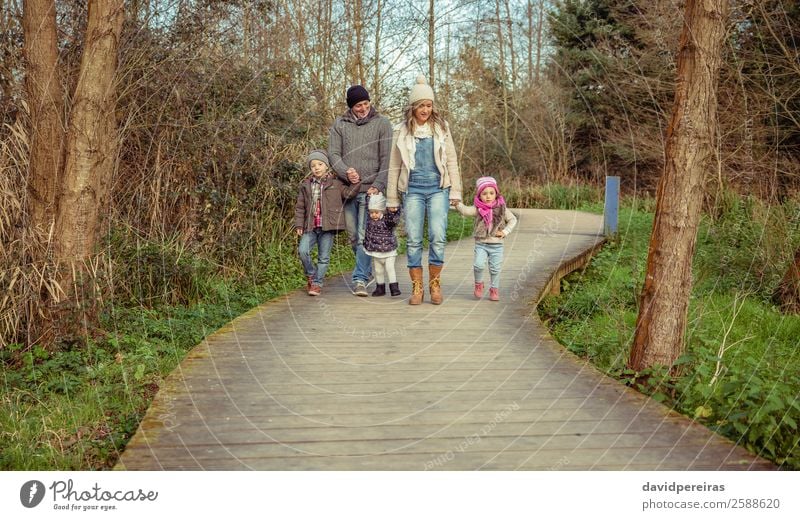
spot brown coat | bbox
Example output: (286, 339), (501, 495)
(294, 175), (360, 232)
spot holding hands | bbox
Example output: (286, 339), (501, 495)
(346, 167), (361, 184)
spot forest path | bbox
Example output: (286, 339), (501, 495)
(117, 209), (773, 470)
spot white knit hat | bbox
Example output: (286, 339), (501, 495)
(368, 193), (387, 211)
(409, 75), (435, 105)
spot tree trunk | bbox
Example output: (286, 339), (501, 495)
(527, 0), (533, 84)
(503, 0), (517, 91)
(23, 0), (64, 232)
(428, 0), (435, 86)
(52, 0), (124, 338)
(535, 0), (544, 85)
(354, 0), (364, 85)
(373, 0), (382, 104)
(629, 0), (730, 371)
(494, 0), (512, 156)
(773, 247), (800, 314)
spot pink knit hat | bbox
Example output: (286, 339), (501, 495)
(475, 176), (499, 196)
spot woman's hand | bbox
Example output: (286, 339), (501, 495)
(449, 198), (460, 207)
(495, 230), (505, 238)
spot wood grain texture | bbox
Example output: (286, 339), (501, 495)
(117, 209), (774, 470)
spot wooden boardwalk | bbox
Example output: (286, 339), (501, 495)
(117, 209), (774, 470)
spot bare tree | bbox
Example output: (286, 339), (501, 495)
(502, 0), (517, 91)
(373, 0), (383, 103)
(428, 0), (435, 86)
(23, 0), (64, 231)
(22, 0), (125, 346)
(629, 0), (731, 371)
(527, 0), (533, 83)
(534, 0), (544, 84)
(55, 0), (124, 268)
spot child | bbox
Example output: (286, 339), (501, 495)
(294, 149), (360, 296)
(363, 193), (402, 297)
(455, 176), (517, 301)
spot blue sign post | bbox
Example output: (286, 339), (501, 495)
(604, 176), (620, 237)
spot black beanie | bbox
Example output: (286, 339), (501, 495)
(346, 85), (370, 108)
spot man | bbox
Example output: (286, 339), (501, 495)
(328, 85), (393, 296)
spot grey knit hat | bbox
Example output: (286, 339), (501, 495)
(306, 149), (330, 169)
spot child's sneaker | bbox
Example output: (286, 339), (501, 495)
(489, 287), (499, 301)
(474, 282), (484, 299)
(308, 284), (322, 296)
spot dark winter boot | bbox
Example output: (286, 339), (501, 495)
(371, 283), (386, 297)
(389, 282), (401, 296)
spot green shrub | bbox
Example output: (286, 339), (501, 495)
(106, 230), (218, 306)
(695, 193), (800, 302)
(539, 196), (800, 469)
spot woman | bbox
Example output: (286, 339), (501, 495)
(387, 76), (462, 305)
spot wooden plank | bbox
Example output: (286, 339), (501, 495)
(117, 209), (775, 471)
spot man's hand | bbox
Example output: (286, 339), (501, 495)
(449, 198), (461, 207)
(346, 168), (360, 184)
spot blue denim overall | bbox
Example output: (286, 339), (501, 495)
(404, 136), (449, 268)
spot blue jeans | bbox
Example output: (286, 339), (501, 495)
(343, 192), (372, 283)
(474, 242), (504, 288)
(298, 229), (334, 286)
(403, 187), (449, 268)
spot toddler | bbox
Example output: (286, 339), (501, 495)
(455, 176), (517, 301)
(363, 194), (402, 296)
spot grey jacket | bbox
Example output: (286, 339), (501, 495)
(328, 106), (393, 193)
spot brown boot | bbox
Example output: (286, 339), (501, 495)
(409, 267), (424, 305)
(429, 264), (443, 305)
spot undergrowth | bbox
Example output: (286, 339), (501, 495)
(538, 195), (800, 468)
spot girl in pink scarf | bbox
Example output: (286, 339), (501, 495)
(455, 176), (518, 301)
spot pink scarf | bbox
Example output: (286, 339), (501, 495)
(474, 194), (506, 230)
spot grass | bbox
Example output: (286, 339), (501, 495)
(0, 210), (473, 470)
(538, 196), (800, 468)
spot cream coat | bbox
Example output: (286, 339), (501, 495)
(386, 121), (462, 208)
